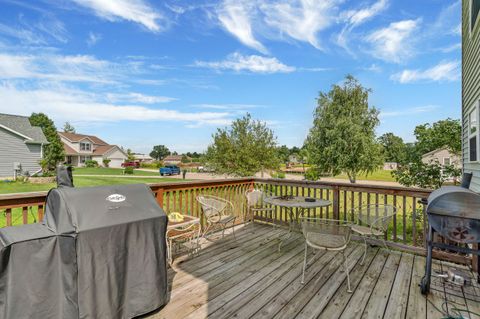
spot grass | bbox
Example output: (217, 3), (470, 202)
(331, 170), (395, 182)
(0, 176), (186, 194)
(73, 167), (159, 176)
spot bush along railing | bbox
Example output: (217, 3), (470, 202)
(0, 177), (471, 265)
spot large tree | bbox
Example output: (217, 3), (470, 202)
(63, 122), (76, 133)
(378, 132), (407, 164)
(205, 113), (279, 177)
(305, 75), (383, 183)
(149, 145), (170, 161)
(414, 118), (461, 157)
(29, 113), (65, 171)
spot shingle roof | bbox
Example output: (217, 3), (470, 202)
(92, 145), (116, 155)
(0, 113), (48, 143)
(58, 132), (109, 145)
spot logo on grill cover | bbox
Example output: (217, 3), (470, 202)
(106, 194), (126, 203)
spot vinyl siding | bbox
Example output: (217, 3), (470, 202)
(462, 0), (480, 192)
(0, 127), (42, 177)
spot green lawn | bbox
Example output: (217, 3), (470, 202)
(331, 170), (395, 182)
(0, 176), (185, 194)
(73, 167), (159, 176)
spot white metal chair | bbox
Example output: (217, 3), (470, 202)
(350, 204), (397, 265)
(196, 195), (236, 239)
(244, 189), (275, 227)
(299, 217), (352, 293)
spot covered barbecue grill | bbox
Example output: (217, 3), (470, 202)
(0, 178), (168, 318)
(420, 186), (480, 294)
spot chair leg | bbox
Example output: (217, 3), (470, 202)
(342, 251), (352, 293)
(232, 218), (237, 240)
(202, 223), (211, 239)
(381, 236), (390, 253)
(361, 236), (368, 265)
(301, 242), (308, 284)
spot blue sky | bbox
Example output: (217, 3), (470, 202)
(0, 0), (461, 153)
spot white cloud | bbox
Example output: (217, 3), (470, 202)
(337, 0), (388, 53)
(439, 43), (461, 53)
(0, 23), (46, 45)
(0, 53), (115, 83)
(195, 52), (295, 73)
(105, 92), (177, 104)
(71, 0), (167, 32)
(86, 32), (102, 46)
(366, 19), (420, 63)
(193, 103), (264, 110)
(380, 105), (438, 118)
(391, 60), (460, 83)
(0, 84), (231, 126)
(217, 1), (267, 54)
(260, 0), (336, 51)
(342, 0), (388, 28)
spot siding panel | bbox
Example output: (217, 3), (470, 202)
(462, 0), (480, 192)
(0, 128), (42, 177)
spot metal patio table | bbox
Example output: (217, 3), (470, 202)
(166, 215), (201, 265)
(263, 196), (331, 251)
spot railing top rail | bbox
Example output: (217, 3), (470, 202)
(253, 178), (433, 198)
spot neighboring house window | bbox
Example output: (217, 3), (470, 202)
(80, 156), (92, 163)
(80, 142), (91, 151)
(443, 157), (451, 166)
(472, 0), (480, 32)
(469, 105), (478, 162)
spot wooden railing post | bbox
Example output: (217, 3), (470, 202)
(156, 188), (164, 208)
(333, 186), (340, 220)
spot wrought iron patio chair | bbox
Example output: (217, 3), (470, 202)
(196, 195), (236, 239)
(244, 189), (275, 228)
(350, 204), (397, 265)
(299, 217), (352, 293)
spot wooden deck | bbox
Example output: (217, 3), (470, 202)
(146, 224), (480, 319)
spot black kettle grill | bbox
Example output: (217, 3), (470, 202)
(420, 186), (480, 294)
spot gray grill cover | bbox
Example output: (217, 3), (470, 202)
(0, 183), (168, 319)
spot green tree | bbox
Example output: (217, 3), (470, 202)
(305, 75), (383, 183)
(149, 145), (170, 161)
(63, 122), (76, 133)
(414, 118), (461, 157)
(378, 132), (407, 163)
(392, 160), (461, 189)
(276, 145), (290, 163)
(126, 149), (135, 162)
(205, 113), (279, 177)
(29, 113), (65, 172)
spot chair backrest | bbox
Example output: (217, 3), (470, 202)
(299, 217), (351, 247)
(245, 189), (265, 208)
(196, 195), (229, 219)
(352, 204), (397, 231)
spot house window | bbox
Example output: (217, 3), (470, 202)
(80, 156), (92, 163)
(472, 0), (480, 32)
(80, 142), (91, 151)
(443, 157), (451, 166)
(469, 105), (479, 162)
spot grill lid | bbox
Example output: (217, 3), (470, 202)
(426, 186), (480, 220)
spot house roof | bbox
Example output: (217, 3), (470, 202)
(63, 143), (78, 155)
(421, 146), (451, 158)
(93, 145), (117, 156)
(164, 155), (183, 161)
(58, 132), (109, 145)
(0, 113), (48, 144)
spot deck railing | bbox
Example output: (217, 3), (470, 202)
(0, 177), (471, 266)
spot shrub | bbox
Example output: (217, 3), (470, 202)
(103, 158), (111, 168)
(140, 161), (163, 169)
(124, 166), (134, 175)
(304, 168), (319, 181)
(84, 160), (98, 168)
(271, 171), (286, 179)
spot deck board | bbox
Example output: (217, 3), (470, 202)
(146, 224), (480, 319)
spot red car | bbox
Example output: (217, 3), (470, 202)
(121, 161), (140, 168)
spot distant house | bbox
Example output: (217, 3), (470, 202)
(288, 154), (301, 164)
(163, 155), (183, 165)
(421, 147), (461, 168)
(134, 153), (153, 163)
(0, 113), (48, 177)
(58, 132), (127, 168)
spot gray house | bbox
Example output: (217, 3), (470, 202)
(0, 113), (48, 178)
(462, 0), (480, 191)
